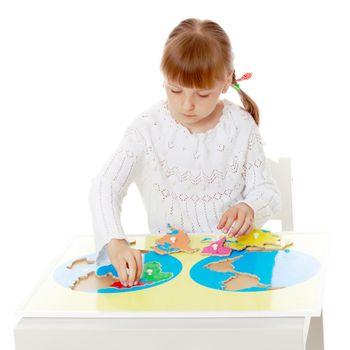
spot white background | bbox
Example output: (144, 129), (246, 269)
(1, 1), (349, 348)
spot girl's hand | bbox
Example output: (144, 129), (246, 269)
(107, 239), (143, 287)
(217, 203), (255, 238)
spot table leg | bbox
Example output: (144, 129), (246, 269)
(305, 311), (324, 350)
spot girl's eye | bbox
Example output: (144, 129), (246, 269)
(170, 90), (209, 98)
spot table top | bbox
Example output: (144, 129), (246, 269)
(18, 232), (329, 318)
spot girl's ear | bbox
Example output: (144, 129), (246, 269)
(222, 83), (230, 93)
(226, 69), (233, 84)
(221, 70), (233, 93)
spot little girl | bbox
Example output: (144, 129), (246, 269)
(89, 18), (281, 288)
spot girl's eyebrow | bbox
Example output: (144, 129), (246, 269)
(167, 82), (213, 92)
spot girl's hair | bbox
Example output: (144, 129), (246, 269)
(160, 18), (260, 125)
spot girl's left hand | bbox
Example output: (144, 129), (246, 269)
(217, 203), (255, 238)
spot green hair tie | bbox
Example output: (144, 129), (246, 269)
(231, 72), (252, 91)
(232, 83), (241, 91)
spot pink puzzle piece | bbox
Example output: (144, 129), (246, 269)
(201, 237), (232, 256)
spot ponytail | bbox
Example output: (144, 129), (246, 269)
(232, 70), (260, 126)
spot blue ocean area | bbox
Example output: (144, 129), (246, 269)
(190, 250), (321, 292)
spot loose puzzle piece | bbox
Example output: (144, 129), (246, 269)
(201, 230), (293, 252)
(246, 241), (294, 252)
(110, 280), (147, 288)
(201, 237), (232, 256)
(141, 261), (174, 282)
(152, 223), (198, 255)
(225, 229), (293, 251)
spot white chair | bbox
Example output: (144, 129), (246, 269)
(267, 157), (324, 350)
(267, 157), (294, 231)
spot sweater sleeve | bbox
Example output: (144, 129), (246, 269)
(88, 122), (145, 265)
(239, 122), (282, 228)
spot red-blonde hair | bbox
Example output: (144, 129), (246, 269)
(160, 18), (260, 125)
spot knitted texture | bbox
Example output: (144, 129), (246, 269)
(89, 98), (281, 265)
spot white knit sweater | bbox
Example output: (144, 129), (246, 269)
(89, 98), (282, 265)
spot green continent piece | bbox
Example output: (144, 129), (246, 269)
(141, 261), (173, 282)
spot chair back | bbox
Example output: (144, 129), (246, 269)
(267, 157), (294, 231)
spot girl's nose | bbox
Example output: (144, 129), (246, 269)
(183, 97), (195, 111)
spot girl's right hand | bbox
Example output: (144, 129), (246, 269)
(107, 238), (143, 287)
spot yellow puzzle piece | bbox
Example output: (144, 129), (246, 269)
(225, 229), (292, 251)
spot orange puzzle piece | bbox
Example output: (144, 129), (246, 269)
(152, 224), (198, 255)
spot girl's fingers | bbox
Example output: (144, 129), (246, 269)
(113, 259), (128, 286)
(134, 251), (143, 284)
(235, 217), (253, 237)
(228, 209), (245, 237)
(223, 215), (235, 235)
(126, 255), (137, 287)
(245, 225), (255, 237)
(222, 207), (239, 234)
(247, 224), (255, 234)
(217, 214), (228, 230)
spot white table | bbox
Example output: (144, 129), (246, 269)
(14, 232), (328, 350)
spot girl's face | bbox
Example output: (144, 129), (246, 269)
(163, 73), (231, 129)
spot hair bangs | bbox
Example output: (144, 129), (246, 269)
(161, 36), (226, 90)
